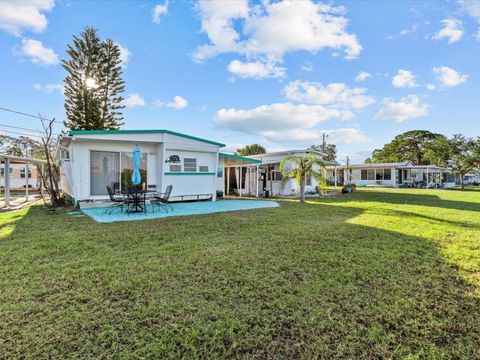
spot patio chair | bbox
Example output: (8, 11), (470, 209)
(151, 185), (173, 213)
(105, 185), (125, 214)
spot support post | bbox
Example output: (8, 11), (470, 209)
(334, 165), (337, 189)
(239, 166), (242, 197)
(25, 162), (29, 201)
(227, 166), (230, 196)
(4, 158), (10, 207)
(269, 168), (273, 196)
(256, 164), (259, 198)
(213, 153), (219, 201)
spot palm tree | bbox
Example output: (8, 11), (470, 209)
(235, 144), (266, 156)
(280, 153), (326, 203)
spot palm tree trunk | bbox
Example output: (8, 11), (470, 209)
(300, 176), (305, 203)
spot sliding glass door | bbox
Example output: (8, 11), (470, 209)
(90, 151), (120, 195)
(90, 150), (148, 195)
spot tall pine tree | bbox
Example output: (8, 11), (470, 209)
(62, 27), (125, 130)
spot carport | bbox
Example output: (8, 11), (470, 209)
(1, 154), (47, 208)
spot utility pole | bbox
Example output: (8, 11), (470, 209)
(322, 133), (328, 152)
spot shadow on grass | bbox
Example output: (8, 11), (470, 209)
(445, 186), (480, 192)
(0, 202), (479, 358)
(323, 188), (480, 212)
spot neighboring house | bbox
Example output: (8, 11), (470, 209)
(464, 171), (480, 184)
(0, 162), (40, 190)
(225, 150), (337, 197)
(58, 130), (226, 204)
(325, 162), (456, 188)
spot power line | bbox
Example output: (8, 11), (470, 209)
(0, 106), (63, 125)
(0, 123), (61, 136)
(0, 129), (45, 139)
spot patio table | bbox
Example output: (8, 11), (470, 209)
(122, 189), (148, 213)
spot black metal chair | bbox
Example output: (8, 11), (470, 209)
(105, 185), (125, 214)
(151, 185), (173, 213)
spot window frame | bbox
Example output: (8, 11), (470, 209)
(20, 168), (32, 178)
(183, 158), (197, 172)
(169, 164), (181, 172)
(384, 168), (391, 180)
(361, 169), (368, 180)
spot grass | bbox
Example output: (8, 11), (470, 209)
(1, 188), (479, 359)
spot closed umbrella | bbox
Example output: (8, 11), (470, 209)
(131, 145), (142, 186)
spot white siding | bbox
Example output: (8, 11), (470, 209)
(64, 132), (222, 202)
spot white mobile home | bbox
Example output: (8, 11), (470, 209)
(325, 162), (456, 188)
(223, 150), (337, 197)
(0, 162), (40, 190)
(58, 130), (225, 204)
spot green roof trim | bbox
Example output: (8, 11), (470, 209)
(164, 172), (216, 176)
(219, 152), (262, 164)
(68, 129), (225, 147)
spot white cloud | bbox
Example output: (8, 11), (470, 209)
(433, 18), (463, 43)
(155, 95), (188, 110)
(214, 102), (344, 134)
(214, 80), (374, 145)
(459, 0), (480, 17)
(458, 0), (480, 39)
(193, 0), (361, 76)
(123, 93), (146, 108)
(432, 66), (468, 87)
(192, 0), (250, 62)
(227, 59), (285, 79)
(386, 23), (421, 40)
(355, 71), (371, 82)
(0, 0), (54, 36)
(152, 1), (169, 23)
(374, 95), (430, 122)
(392, 69), (418, 88)
(213, 101), (366, 147)
(115, 42), (131, 68)
(284, 81), (375, 111)
(33, 83), (63, 94)
(243, 1), (362, 60)
(19, 38), (58, 66)
(426, 83), (437, 90)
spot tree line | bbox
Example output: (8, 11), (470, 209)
(366, 130), (480, 188)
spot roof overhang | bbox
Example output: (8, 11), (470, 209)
(0, 154), (47, 164)
(67, 129), (225, 147)
(219, 152), (262, 164)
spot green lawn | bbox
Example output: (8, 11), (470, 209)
(1, 188), (479, 359)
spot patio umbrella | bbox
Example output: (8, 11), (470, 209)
(131, 145), (142, 186)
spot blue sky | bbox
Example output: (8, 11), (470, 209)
(1, 0), (479, 163)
